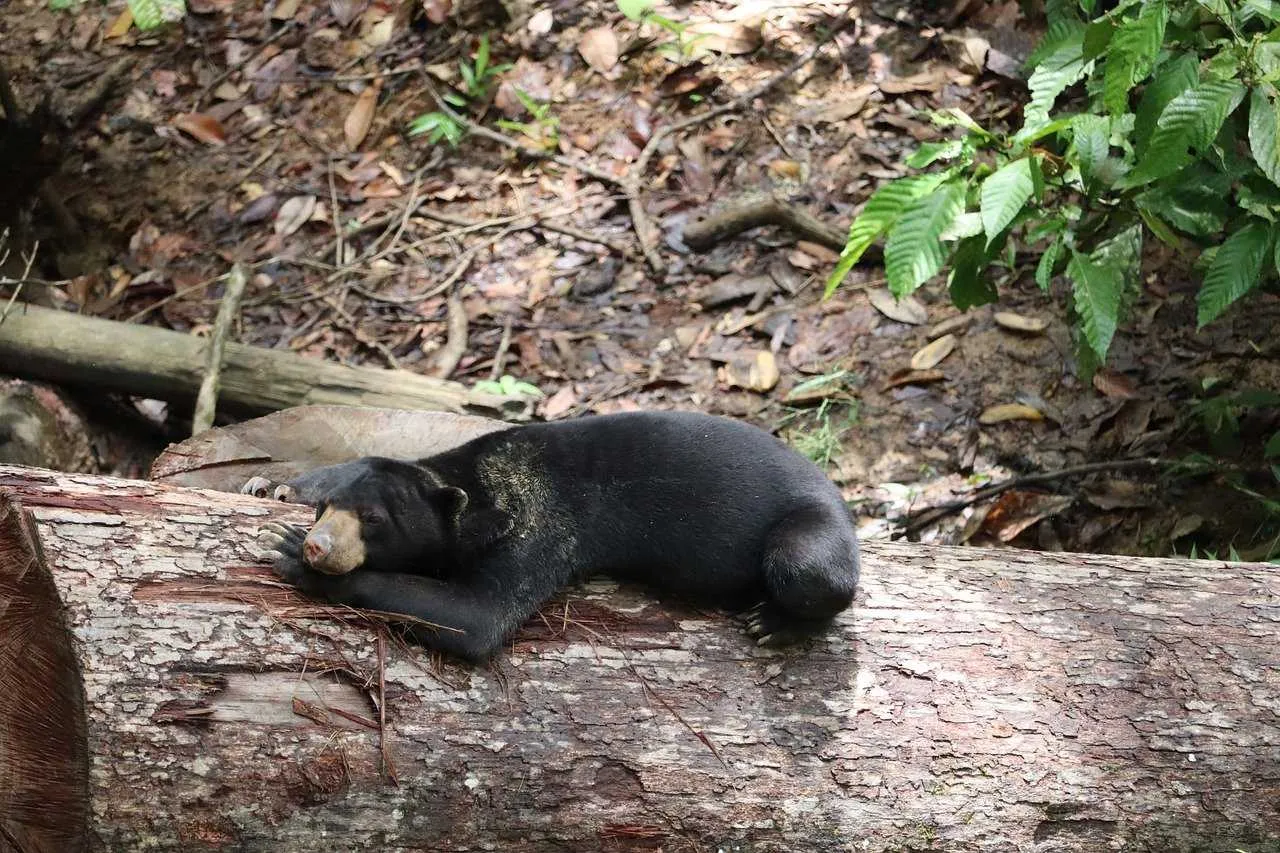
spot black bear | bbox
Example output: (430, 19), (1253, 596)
(254, 410), (860, 662)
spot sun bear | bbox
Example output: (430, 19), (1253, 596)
(253, 410), (860, 662)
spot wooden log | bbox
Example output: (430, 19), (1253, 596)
(0, 463), (1278, 852)
(0, 304), (522, 419)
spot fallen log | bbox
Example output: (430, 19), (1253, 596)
(0, 304), (523, 419)
(0, 463), (1277, 852)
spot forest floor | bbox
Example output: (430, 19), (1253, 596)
(2, 0), (1278, 559)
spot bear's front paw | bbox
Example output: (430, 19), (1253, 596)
(242, 477), (300, 503)
(258, 521), (312, 586)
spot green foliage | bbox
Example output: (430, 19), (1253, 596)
(778, 393), (860, 470)
(827, 0), (1280, 369)
(614, 0), (707, 60)
(407, 111), (465, 147)
(408, 35), (521, 149)
(494, 89), (560, 150)
(54, 0), (186, 28)
(473, 374), (545, 399)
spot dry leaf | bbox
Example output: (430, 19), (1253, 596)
(868, 288), (928, 325)
(881, 368), (945, 390)
(794, 241), (840, 264)
(422, 0), (451, 23)
(275, 195), (317, 236)
(1092, 368), (1139, 399)
(579, 26), (619, 73)
(686, 21), (762, 55)
(271, 0), (301, 21)
(878, 68), (951, 94)
(910, 334), (957, 370)
(978, 403), (1043, 424)
(344, 81), (381, 151)
(541, 385), (576, 419)
(172, 113), (228, 146)
(816, 84), (877, 123)
(105, 7), (133, 38)
(527, 7), (553, 33)
(928, 314), (972, 340)
(993, 312), (1048, 334)
(980, 490), (1074, 543)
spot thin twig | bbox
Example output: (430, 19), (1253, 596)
(490, 316), (513, 381)
(432, 292), (468, 379)
(192, 263), (249, 435)
(0, 238), (37, 326)
(328, 158), (344, 267)
(896, 458), (1167, 538)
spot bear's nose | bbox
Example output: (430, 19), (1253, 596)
(303, 531), (332, 566)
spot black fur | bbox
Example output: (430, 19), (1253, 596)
(257, 411), (860, 662)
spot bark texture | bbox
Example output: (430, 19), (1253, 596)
(0, 463), (1277, 852)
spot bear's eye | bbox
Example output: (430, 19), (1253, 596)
(359, 509), (385, 527)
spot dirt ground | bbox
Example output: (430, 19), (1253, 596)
(2, 0), (1278, 559)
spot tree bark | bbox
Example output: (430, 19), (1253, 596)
(0, 463), (1277, 853)
(0, 304), (524, 419)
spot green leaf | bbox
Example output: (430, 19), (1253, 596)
(1241, 0), (1280, 24)
(1250, 86), (1280, 189)
(1266, 431), (1280, 459)
(1073, 114), (1111, 186)
(925, 108), (993, 139)
(1238, 176), (1280, 221)
(1092, 224), (1144, 287)
(475, 35), (490, 77)
(617, 0), (656, 20)
(1067, 250), (1124, 361)
(1198, 221), (1274, 326)
(1025, 42), (1089, 128)
(949, 235), (999, 309)
(1026, 17), (1086, 69)
(458, 61), (476, 91)
(128, 0), (184, 28)
(48, 0), (77, 10)
(443, 91), (468, 107)
(906, 140), (966, 168)
(825, 172), (951, 296)
(980, 158), (1038, 246)
(1102, 0), (1168, 115)
(1036, 237), (1065, 290)
(1082, 19), (1114, 61)
(941, 211), (984, 241)
(1137, 204), (1182, 246)
(1135, 164), (1232, 236)
(884, 182), (966, 296)
(1133, 53), (1199, 154)
(1122, 79), (1247, 187)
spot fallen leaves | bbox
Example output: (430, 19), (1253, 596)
(172, 113), (228, 146)
(993, 311), (1048, 334)
(868, 288), (928, 325)
(274, 195), (318, 237)
(344, 81), (382, 151)
(579, 26), (619, 74)
(910, 333), (957, 370)
(978, 403), (1044, 424)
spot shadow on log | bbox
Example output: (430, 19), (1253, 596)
(0, 464), (1277, 852)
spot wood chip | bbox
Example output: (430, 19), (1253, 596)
(868, 288), (928, 325)
(910, 334), (957, 370)
(978, 403), (1044, 424)
(718, 351), (779, 393)
(881, 368), (945, 390)
(993, 312), (1049, 334)
(928, 314), (972, 340)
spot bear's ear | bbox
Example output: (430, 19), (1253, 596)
(428, 486), (469, 524)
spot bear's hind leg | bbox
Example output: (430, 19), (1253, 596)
(746, 504), (859, 646)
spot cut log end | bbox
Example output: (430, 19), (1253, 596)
(0, 495), (90, 853)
